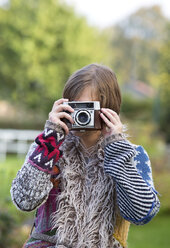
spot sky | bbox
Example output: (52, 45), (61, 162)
(64, 0), (170, 28)
(0, 0), (169, 28)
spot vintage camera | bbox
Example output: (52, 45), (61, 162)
(63, 101), (102, 130)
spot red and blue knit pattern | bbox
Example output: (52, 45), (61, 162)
(29, 128), (64, 174)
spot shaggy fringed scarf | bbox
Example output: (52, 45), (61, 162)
(53, 133), (118, 248)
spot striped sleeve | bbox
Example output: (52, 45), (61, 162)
(104, 140), (160, 225)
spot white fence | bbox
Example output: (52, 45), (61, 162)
(0, 129), (41, 161)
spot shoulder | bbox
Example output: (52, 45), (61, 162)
(131, 143), (151, 169)
(131, 144), (154, 188)
(132, 144), (149, 159)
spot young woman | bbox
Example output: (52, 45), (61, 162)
(11, 64), (160, 248)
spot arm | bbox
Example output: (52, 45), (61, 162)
(10, 121), (65, 211)
(104, 137), (160, 225)
(11, 98), (74, 212)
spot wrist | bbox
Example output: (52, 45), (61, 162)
(29, 121), (65, 174)
(45, 120), (65, 136)
(104, 133), (126, 147)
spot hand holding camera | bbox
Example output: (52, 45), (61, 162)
(100, 108), (123, 138)
(48, 98), (74, 135)
(49, 99), (123, 137)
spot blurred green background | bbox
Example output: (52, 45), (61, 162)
(0, 0), (170, 247)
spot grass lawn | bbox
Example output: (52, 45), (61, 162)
(0, 155), (25, 206)
(0, 155), (33, 222)
(128, 213), (170, 248)
(0, 155), (24, 209)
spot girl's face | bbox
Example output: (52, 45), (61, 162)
(74, 85), (97, 102)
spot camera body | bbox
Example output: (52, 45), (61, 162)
(63, 101), (102, 130)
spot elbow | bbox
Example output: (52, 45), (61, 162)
(10, 187), (43, 212)
(10, 190), (33, 212)
(122, 198), (160, 225)
(11, 195), (46, 212)
(12, 199), (36, 212)
(137, 198), (160, 225)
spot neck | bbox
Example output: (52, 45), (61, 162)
(79, 130), (101, 148)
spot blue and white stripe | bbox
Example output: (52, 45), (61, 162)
(104, 140), (160, 225)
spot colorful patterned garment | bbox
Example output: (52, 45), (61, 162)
(23, 239), (55, 248)
(11, 121), (160, 248)
(104, 142), (160, 225)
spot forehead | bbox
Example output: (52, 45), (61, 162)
(74, 86), (99, 101)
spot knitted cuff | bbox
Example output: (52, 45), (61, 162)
(45, 120), (65, 135)
(104, 133), (126, 147)
(28, 121), (65, 174)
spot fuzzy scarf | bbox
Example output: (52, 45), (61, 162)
(52, 133), (118, 248)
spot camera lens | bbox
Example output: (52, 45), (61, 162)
(79, 112), (88, 123)
(75, 110), (91, 126)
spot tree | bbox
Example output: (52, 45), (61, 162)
(0, 0), (107, 115)
(158, 23), (170, 143)
(106, 5), (168, 86)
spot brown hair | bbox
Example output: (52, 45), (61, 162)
(63, 64), (121, 114)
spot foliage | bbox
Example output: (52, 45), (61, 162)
(121, 94), (153, 120)
(0, 211), (14, 247)
(158, 23), (170, 143)
(154, 171), (170, 213)
(105, 5), (170, 144)
(0, 0), (107, 115)
(0, 155), (33, 247)
(106, 5), (168, 85)
(0, 155), (34, 222)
